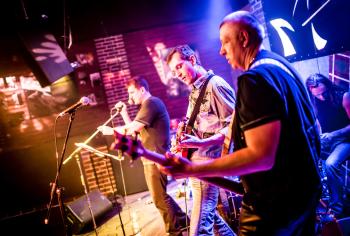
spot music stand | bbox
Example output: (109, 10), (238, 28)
(75, 143), (123, 161)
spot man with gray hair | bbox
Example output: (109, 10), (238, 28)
(162, 11), (321, 235)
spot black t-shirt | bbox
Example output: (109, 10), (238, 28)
(233, 50), (321, 219)
(134, 96), (170, 155)
(315, 89), (349, 133)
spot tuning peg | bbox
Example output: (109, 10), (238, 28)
(132, 132), (139, 145)
(131, 152), (138, 160)
(133, 131), (139, 139)
(130, 131), (139, 160)
(120, 130), (128, 152)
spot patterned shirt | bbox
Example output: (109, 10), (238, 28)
(186, 71), (235, 158)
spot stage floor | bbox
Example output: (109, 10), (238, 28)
(2, 178), (347, 236)
(77, 179), (192, 236)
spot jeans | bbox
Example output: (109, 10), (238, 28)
(324, 142), (350, 218)
(189, 154), (236, 236)
(143, 163), (189, 235)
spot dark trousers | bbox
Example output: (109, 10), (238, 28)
(238, 193), (319, 236)
(143, 163), (188, 235)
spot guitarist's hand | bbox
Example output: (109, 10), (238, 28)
(115, 101), (128, 115)
(97, 125), (114, 135)
(160, 151), (194, 179)
(170, 136), (182, 154)
(320, 132), (334, 149)
(178, 134), (204, 148)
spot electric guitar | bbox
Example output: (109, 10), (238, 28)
(113, 131), (244, 195)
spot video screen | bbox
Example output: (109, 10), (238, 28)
(0, 73), (79, 149)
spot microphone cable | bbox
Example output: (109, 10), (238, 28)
(183, 178), (190, 235)
(53, 115), (60, 170)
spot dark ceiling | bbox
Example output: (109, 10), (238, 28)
(0, 0), (248, 74)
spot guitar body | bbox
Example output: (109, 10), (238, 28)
(181, 141), (197, 160)
(176, 119), (197, 159)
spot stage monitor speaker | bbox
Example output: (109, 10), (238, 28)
(65, 189), (113, 234)
(18, 23), (73, 87)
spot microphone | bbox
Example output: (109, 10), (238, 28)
(112, 102), (125, 111)
(58, 96), (91, 117)
(115, 103), (124, 110)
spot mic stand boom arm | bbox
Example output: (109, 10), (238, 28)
(63, 109), (120, 165)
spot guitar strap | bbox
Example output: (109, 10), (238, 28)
(187, 73), (215, 132)
(221, 112), (235, 155)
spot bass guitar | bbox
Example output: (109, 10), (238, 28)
(113, 131), (244, 195)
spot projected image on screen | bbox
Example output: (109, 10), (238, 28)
(0, 73), (78, 148)
(146, 42), (192, 98)
(262, 0), (350, 62)
(0, 74), (77, 119)
(23, 75), (77, 118)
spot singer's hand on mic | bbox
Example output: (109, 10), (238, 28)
(115, 101), (127, 114)
(97, 125), (114, 135)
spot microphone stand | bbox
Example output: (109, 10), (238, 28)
(45, 111), (76, 236)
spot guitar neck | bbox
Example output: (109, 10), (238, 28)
(141, 149), (244, 195)
(142, 149), (169, 166)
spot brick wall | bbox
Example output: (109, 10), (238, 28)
(80, 145), (117, 197)
(90, 1), (273, 122)
(94, 35), (136, 125)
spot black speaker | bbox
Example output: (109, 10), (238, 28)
(18, 22), (73, 87)
(65, 189), (113, 234)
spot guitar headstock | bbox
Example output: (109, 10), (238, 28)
(113, 131), (143, 161)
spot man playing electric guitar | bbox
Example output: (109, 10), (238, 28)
(166, 45), (236, 236)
